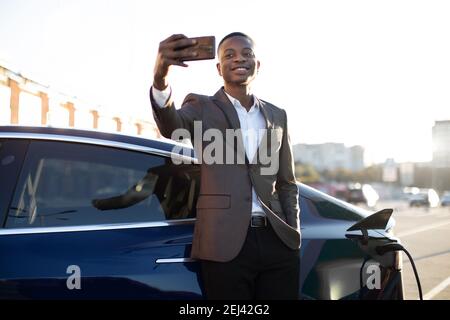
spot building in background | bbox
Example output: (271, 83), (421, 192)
(399, 162), (415, 186)
(432, 120), (450, 168)
(432, 120), (450, 192)
(292, 142), (365, 172)
(382, 158), (398, 182)
(0, 63), (159, 138)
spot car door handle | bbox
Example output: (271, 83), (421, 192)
(155, 258), (197, 264)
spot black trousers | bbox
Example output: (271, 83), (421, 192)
(201, 221), (300, 300)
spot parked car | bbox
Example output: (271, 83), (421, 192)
(408, 188), (440, 208)
(345, 183), (379, 209)
(440, 191), (450, 207)
(0, 126), (404, 299)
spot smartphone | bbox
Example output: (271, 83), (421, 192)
(179, 36), (216, 61)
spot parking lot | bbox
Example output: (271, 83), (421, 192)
(375, 201), (450, 300)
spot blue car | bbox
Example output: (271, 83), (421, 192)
(0, 126), (404, 299)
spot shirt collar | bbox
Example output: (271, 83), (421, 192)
(224, 91), (259, 113)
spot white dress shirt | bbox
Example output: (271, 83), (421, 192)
(152, 86), (266, 215)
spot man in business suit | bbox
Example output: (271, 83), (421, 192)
(150, 32), (300, 300)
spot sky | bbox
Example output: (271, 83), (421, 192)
(0, 0), (449, 165)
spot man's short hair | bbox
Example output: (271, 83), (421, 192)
(217, 32), (255, 51)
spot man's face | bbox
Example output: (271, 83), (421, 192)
(216, 36), (260, 86)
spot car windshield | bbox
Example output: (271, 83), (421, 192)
(300, 183), (371, 221)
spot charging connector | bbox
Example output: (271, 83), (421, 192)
(375, 242), (423, 300)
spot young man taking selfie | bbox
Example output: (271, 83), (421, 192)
(149, 32), (301, 300)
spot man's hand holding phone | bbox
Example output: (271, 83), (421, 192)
(153, 34), (215, 90)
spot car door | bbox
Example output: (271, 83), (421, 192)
(0, 139), (202, 299)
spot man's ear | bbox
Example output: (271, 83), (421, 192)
(257, 60), (261, 73)
(216, 62), (222, 77)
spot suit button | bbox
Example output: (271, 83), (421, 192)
(245, 196), (251, 202)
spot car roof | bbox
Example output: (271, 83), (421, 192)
(0, 125), (196, 160)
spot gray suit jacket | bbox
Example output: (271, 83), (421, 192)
(150, 87), (300, 262)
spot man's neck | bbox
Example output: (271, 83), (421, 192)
(223, 84), (254, 111)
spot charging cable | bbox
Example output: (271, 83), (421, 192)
(375, 242), (423, 300)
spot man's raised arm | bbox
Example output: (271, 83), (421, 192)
(150, 34), (202, 139)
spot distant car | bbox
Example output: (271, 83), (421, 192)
(441, 192), (450, 207)
(0, 126), (404, 300)
(346, 184), (379, 208)
(409, 189), (440, 208)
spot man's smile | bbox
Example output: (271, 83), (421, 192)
(231, 66), (249, 71)
(231, 66), (250, 75)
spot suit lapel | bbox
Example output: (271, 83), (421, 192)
(212, 89), (274, 130)
(212, 88), (242, 130)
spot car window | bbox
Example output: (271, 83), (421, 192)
(0, 139), (29, 227)
(5, 140), (199, 229)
